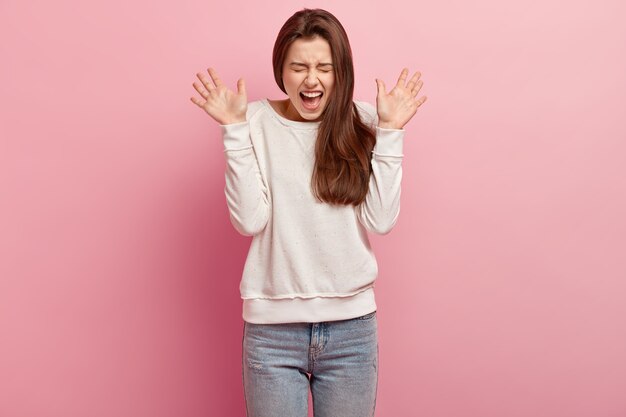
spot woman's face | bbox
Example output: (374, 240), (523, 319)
(282, 36), (335, 122)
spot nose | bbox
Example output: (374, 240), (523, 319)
(304, 71), (320, 87)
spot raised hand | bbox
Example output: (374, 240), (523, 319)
(375, 68), (427, 130)
(190, 67), (247, 125)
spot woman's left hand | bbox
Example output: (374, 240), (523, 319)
(375, 68), (427, 130)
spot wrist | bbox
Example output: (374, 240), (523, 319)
(221, 117), (247, 125)
(377, 122), (403, 130)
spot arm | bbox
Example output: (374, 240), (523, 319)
(221, 120), (270, 236)
(355, 125), (405, 235)
(355, 68), (427, 234)
(189, 67), (268, 235)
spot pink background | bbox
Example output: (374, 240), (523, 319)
(1, 0), (625, 416)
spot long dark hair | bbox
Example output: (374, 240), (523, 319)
(272, 8), (376, 206)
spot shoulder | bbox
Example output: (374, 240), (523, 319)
(245, 99), (266, 122)
(353, 100), (378, 127)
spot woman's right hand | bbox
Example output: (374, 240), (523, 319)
(191, 67), (247, 125)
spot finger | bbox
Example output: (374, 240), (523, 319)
(410, 80), (424, 96)
(237, 77), (246, 96)
(208, 67), (224, 88)
(192, 81), (209, 98)
(197, 72), (216, 92)
(406, 71), (421, 90)
(396, 68), (409, 87)
(190, 96), (206, 109)
(376, 78), (386, 95)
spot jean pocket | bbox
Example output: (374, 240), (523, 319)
(355, 310), (377, 321)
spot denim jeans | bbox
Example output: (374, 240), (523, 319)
(242, 310), (379, 417)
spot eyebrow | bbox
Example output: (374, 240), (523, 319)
(289, 62), (334, 66)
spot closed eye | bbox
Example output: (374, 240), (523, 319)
(293, 69), (332, 73)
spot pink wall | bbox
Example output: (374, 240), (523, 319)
(1, 0), (625, 416)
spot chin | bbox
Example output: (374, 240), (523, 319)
(299, 111), (323, 120)
(298, 102), (327, 120)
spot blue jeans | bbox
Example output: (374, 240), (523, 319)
(242, 310), (379, 417)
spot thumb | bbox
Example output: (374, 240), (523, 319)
(375, 78), (386, 95)
(237, 78), (246, 96)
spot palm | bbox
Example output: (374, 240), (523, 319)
(375, 68), (427, 129)
(191, 67), (247, 125)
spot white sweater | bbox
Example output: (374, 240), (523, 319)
(221, 98), (404, 324)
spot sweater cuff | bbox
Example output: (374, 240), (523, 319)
(220, 120), (252, 151)
(374, 126), (405, 157)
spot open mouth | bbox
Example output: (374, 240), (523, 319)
(300, 91), (323, 110)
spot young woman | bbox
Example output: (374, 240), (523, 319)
(191, 8), (426, 417)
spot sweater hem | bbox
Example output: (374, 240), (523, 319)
(242, 286), (377, 324)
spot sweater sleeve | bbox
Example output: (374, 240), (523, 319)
(355, 124), (405, 235)
(221, 120), (270, 236)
